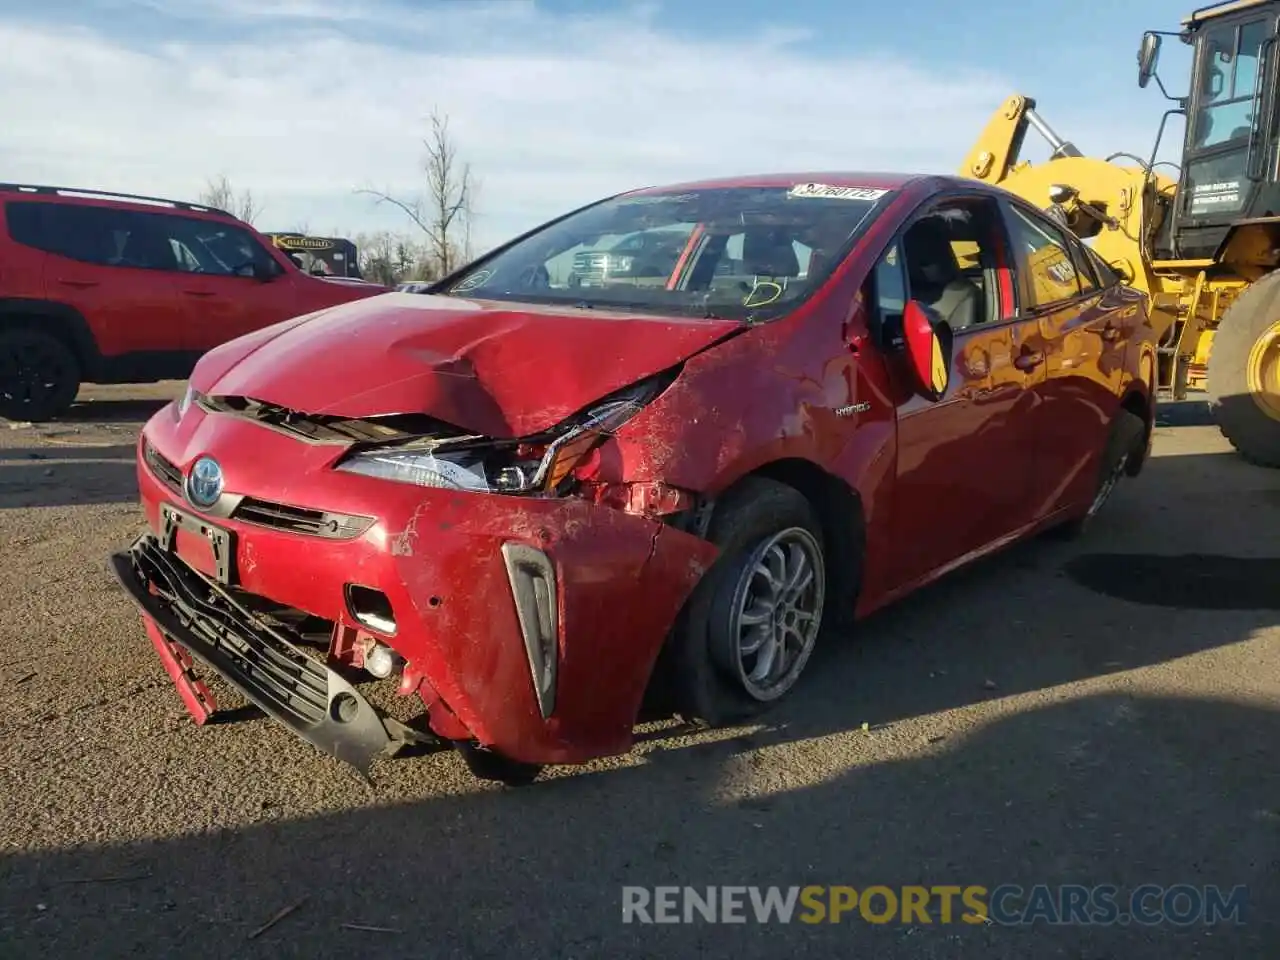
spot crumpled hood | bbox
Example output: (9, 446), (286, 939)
(197, 292), (742, 438)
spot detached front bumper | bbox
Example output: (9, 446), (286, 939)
(110, 534), (429, 778)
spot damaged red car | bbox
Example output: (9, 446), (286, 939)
(110, 171), (1158, 785)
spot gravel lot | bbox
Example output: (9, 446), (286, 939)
(1, 384), (1278, 959)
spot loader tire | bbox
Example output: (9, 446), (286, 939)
(1207, 270), (1280, 468)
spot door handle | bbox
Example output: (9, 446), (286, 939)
(56, 278), (99, 289)
(183, 290), (216, 297)
(1013, 349), (1045, 371)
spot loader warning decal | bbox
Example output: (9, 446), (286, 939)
(787, 183), (889, 201)
(1188, 179), (1242, 216)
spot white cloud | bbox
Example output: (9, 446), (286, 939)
(0, 2), (1144, 251)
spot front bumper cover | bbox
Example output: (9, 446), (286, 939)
(110, 533), (429, 778)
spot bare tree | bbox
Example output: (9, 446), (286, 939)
(357, 107), (476, 277)
(199, 174), (262, 225)
(353, 230), (432, 287)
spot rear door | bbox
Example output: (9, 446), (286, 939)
(875, 192), (1046, 589)
(1000, 200), (1124, 515)
(146, 212), (301, 351)
(9, 201), (188, 361)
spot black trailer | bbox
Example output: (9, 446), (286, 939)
(264, 233), (364, 279)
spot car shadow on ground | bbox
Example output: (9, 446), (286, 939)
(1154, 398), (1213, 428)
(0, 693), (1275, 959)
(0, 445), (139, 509)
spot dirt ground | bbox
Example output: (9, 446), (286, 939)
(1, 383), (1279, 959)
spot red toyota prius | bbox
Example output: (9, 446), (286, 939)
(110, 172), (1157, 784)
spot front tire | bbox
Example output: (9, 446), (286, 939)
(0, 327), (81, 422)
(1207, 270), (1280, 468)
(663, 477), (828, 726)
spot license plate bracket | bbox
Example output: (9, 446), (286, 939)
(159, 502), (236, 585)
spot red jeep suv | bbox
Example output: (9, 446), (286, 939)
(0, 183), (386, 421)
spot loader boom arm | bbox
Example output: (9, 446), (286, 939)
(961, 94), (1084, 185)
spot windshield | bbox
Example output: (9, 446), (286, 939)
(441, 183), (895, 321)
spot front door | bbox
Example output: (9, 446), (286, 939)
(145, 211), (300, 352)
(873, 194), (1046, 590)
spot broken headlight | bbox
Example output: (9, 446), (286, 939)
(334, 447), (494, 493)
(334, 373), (673, 496)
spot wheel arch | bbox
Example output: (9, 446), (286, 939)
(641, 455), (865, 723)
(0, 298), (101, 377)
(705, 456), (865, 629)
(1119, 385), (1152, 477)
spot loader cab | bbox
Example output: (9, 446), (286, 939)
(1142, 2), (1280, 259)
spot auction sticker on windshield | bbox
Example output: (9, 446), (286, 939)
(788, 183), (888, 201)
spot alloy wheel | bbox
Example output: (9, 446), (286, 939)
(712, 526), (825, 702)
(1086, 452), (1129, 520)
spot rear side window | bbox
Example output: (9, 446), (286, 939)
(1005, 204), (1084, 309)
(1082, 242), (1122, 288)
(4, 201), (162, 267)
(1065, 235), (1100, 295)
(5, 202), (46, 249)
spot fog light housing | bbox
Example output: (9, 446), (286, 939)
(364, 642), (400, 679)
(501, 542), (558, 718)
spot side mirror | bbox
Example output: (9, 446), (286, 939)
(1138, 32), (1162, 89)
(902, 300), (952, 401)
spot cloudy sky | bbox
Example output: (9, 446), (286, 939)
(2, 0), (1193, 252)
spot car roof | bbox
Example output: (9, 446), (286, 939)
(0, 182), (243, 223)
(619, 170), (931, 197)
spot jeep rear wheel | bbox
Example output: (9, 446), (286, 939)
(0, 328), (81, 422)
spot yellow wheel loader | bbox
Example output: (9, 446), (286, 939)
(962, 0), (1280, 467)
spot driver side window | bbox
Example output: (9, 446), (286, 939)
(871, 241), (908, 349)
(897, 202), (998, 330)
(870, 197), (1009, 344)
(144, 213), (282, 278)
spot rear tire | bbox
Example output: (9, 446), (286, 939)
(0, 327), (81, 422)
(1207, 270), (1280, 468)
(661, 477), (829, 726)
(1054, 408), (1146, 540)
